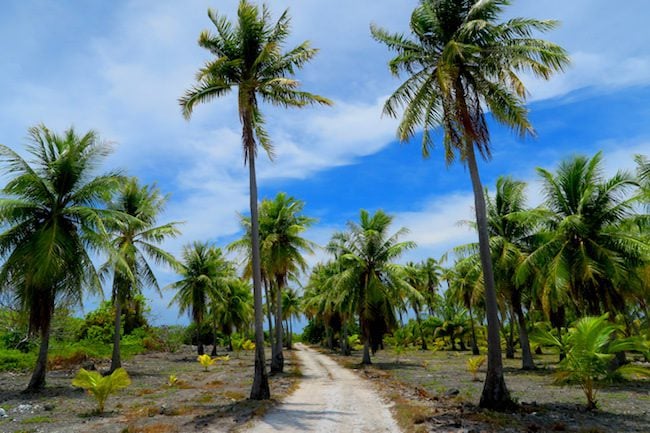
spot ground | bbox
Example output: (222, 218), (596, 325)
(1, 345), (648, 433)
(0, 346), (298, 433)
(323, 346), (650, 433)
(246, 344), (399, 433)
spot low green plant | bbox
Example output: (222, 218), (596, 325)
(168, 374), (179, 387)
(197, 354), (229, 371)
(533, 314), (650, 409)
(466, 355), (486, 381)
(71, 367), (131, 413)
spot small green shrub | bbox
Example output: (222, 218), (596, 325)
(467, 355), (486, 381)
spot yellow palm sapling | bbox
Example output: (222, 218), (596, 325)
(467, 356), (487, 381)
(198, 354), (230, 371)
(72, 368), (131, 413)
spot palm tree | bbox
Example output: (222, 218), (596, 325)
(168, 242), (233, 355)
(0, 125), (122, 391)
(282, 287), (301, 350)
(447, 256), (483, 355)
(404, 262), (431, 350)
(371, 0), (568, 409)
(214, 278), (253, 352)
(101, 178), (180, 373)
(179, 1), (331, 399)
(259, 193), (314, 373)
(486, 176), (537, 369)
(329, 210), (416, 364)
(523, 153), (645, 318)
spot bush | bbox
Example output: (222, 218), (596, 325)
(302, 319), (325, 344)
(0, 349), (36, 371)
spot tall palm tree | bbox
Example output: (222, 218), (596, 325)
(168, 242), (233, 355)
(522, 153), (646, 317)
(486, 176), (537, 369)
(282, 287), (301, 350)
(214, 278), (253, 351)
(179, 1), (331, 399)
(329, 210), (416, 364)
(447, 256), (483, 355)
(0, 125), (122, 391)
(371, 0), (568, 409)
(404, 262), (432, 350)
(101, 178), (180, 373)
(259, 193), (314, 373)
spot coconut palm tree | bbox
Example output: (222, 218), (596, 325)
(101, 178), (180, 373)
(371, 0), (569, 409)
(523, 153), (646, 318)
(214, 278), (253, 352)
(259, 193), (314, 372)
(447, 256), (483, 355)
(404, 262), (431, 350)
(168, 242), (233, 355)
(282, 287), (301, 350)
(328, 210), (416, 364)
(485, 176), (538, 369)
(0, 125), (122, 391)
(179, 1), (331, 399)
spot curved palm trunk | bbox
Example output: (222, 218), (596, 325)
(110, 295), (122, 373)
(26, 319), (52, 392)
(246, 123), (270, 400)
(271, 276), (284, 373)
(466, 145), (512, 410)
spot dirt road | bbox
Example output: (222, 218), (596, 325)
(246, 344), (400, 433)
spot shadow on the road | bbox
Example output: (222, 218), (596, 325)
(249, 402), (350, 432)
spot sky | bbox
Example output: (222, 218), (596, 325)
(0, 1), (648, 326)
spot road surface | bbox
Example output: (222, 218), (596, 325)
(247, 344), (401, 433)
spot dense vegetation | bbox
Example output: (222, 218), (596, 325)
(0, 0), (646, 421)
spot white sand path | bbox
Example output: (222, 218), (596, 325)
(245, 343), (401, 433)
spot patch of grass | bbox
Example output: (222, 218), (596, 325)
(389, 392), (430, 433)
(21, 416), (52, 424)
(126, 424), (180, 433)
(223, 390), (246, 400)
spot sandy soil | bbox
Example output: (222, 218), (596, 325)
(0, 346), (298, 433)
(244, 344), (401, 433)
(325, 347), (650, 433)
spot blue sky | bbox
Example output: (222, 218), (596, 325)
(0, 1), (648, 325)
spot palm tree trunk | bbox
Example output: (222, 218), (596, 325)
(362, 337), (372, 365)
(414, 305), (427, 350)
(469, 304), (480, 355)
(196, 319), (204, 356)
(271, 276), (284, 373)
(506, 309), (515, 359)
(110, 295), (122, 373)
(26, 319), (52, 392)
(264, 279), (274, 349)
(466, 144), (512, 410)
(287, 318), (293, 350)
(341, 320), (351, 356)
(512, 296), (535, 370)
(246, 123), (270, 400)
